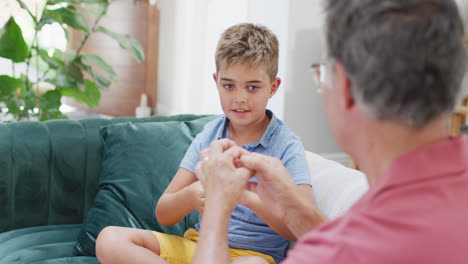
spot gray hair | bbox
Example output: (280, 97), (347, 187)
(325, 0), (467, 128)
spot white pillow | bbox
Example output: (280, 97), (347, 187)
(305, 151), (369, 219)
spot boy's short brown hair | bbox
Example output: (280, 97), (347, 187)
(215, 23), (279, 81)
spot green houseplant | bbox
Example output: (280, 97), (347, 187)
(0, 0), (144, 121)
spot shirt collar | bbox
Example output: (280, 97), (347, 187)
(216, 109), (279, 149)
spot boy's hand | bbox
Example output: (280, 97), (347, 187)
(239, 188), (260, 209)
(188, 181), (205, 214)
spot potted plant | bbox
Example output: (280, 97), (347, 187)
(0, 0), (144, 121)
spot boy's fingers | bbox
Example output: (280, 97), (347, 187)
(194, 163), (202, 179)
(245, 182), (258, 192)
(199, 149), (209, 161)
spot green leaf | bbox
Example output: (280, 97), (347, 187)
(49, 71), (76, 87)
(66, 60), (84, 83)
(60, 23), (69, 41)
(39, 90), (66, 121)
(16, 0), (29, 10)
(0, 75), (23, 98)
(20, 88), (39, 119)
(81, 53), (116, 78)
(39, 109), (67, 121)
(39, 49), (63, 69)
(46, 59), (84, 88)
(0, 17), (29, 62)
(44, 6), (90, 33)
(40, 49), (84, 88)
(39, 89), (61, 110)
(5, 98), (22, 117)
(52, 48), (65, 60)
(91, 73), (111, 89)
(19, 74), (28, 97)
(85, 3), (108, 17)
(38, 90), (67, 121)
(38, 15), (56, 29)
(60, 79), (100, 108)
(98, 26), (144, 63)
(74, 56), (112, 90)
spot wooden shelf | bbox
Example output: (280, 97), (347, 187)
(449, 95), (468, 136)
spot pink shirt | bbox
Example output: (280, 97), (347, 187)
(284, 135), (468, 264)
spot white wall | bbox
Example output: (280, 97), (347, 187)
(283, 0), (343, 155)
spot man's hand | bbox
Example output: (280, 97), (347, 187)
(192, 139), (253, 264)
(239, 152), (297, 221)
(240, 152), (327, 239)
(195, 139), (252, 213)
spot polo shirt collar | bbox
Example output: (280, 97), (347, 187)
(216, 110), (279, 149)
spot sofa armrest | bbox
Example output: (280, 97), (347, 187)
(0, 120), (97, 233)
(306, 151), (368, 219)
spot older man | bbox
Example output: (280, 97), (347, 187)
(193, 0), (468, 263)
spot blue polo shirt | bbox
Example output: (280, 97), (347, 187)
(180, 110), (311, 263)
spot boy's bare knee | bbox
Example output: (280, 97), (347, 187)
(96, 226), (122, 263)
(97, 226), (119, 247)
(231, 256), (270, 264)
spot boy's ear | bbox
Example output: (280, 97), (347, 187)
(213, 73), (218, 85)
(269, 77), (281, 98)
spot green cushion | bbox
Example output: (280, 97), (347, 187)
(73, 116), (217, 256)
(0, 224), (98, 263)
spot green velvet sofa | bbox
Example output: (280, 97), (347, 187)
(0, 114), (217, 263)
(0, 114), (369, 264)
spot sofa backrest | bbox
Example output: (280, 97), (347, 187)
(0, 115), (209, 233)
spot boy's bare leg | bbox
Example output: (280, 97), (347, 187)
(96, 226), (167, 264)
(231, 256), (270, 264)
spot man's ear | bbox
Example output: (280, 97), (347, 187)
(269, 77), (281, 98)
(213, 73), (218, 84)
(335, 62), (354, 110)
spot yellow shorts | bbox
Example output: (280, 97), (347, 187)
(151, 228), (276, 264)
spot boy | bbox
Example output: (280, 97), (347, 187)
(96, 23), (312, 264)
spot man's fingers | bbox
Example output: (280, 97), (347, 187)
(236, 166), (254, 180)
(209, 139), (237, 155)
(239, 152), (275, 173)
(223, 146), (250, 162)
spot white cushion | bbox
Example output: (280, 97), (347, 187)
(306, 151), (369, 219)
